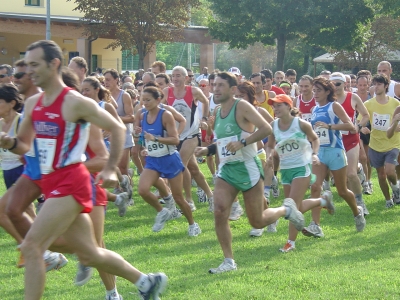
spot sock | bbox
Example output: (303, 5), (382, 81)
(135, 273), (151, 292)
(355, 194), (363, 202)
(284, 206), (291, 218)
(288, 240), (295, 247)
(163, 194), (173, 201)
(264, 186), (271, 198)
(319, 198), (327, 207)
(232, 202), (239, 208)
(189, 223), (197, 228)
(106, 288), (118, 297)
(224, 258), (235, 265)
(390, 182), (399, 190)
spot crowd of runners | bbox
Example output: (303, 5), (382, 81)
(0, 39), (399, 299)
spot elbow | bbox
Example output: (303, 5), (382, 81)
(173, 137), (180, 145)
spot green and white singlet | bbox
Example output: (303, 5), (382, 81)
(214, 99), (263, 191)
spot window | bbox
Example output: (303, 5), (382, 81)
(25, 0), (40, 6)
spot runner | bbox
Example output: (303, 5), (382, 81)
(295, 75), (316, 123)
(1, 40), (167, 299)
(162, 66), (214, 212)
(302, 77), (366, 238)
(363, 74), (400, 207)
(136, 86), (201, 235)
(266, 94), (335, 252)
(330, 72), (370, 215)
(195, 72), (304, 274)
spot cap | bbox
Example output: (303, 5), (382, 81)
(268, 94), (293, 108)
(228, 67), (241, 75)
(329, 73), (346, 82)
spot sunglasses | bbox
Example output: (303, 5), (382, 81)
(334, 82), (343, 86)
(0, 74), (9, 78)
(13, 72), (26, 79)
(199, 84), (208, 88)
(188, 75), (194, 77)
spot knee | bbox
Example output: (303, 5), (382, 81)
(377, 171), (387, 181)
(76, 251), (98, 267)
(337, 188), (349, 199)
(347, 172), (358, 183)
(6, 203), (20, 221)
(249, 218), (264, 229)
(311, 183), (321, 196)
(138, 186), (151, 198)
(20, 238), (43, 259)
(213, 204), (229, 221)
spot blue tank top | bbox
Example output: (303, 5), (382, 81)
(310, 102), (344, 149)
(20, 107), (42, 180)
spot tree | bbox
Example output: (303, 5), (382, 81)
(331, 15), (400, 70)
(207, 0), (374, 71)
(69, 0), (200, 68)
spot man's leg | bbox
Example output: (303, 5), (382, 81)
(118, 148), (131, 176)
(0, 187), (24, 244)
(187, 154), (213, 198)
(179, 137), (199, 203)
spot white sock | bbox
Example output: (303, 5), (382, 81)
(135, 273), (151, 292)
(189, 223), (197, 228)
(106, 288), (118, 296)
(288, 240), (295, 247)
(319, 198), (327, 207)
(224, 258), (235, 265)
(390, 182), (399, 190)
(163, 194), (173, 201)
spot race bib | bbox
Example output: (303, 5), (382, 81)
(217, 136), (244, 163)
(302, 113), (312, 123)
(276, 139), (301, 159)
(315, 127), (330, 145)
(146, 139), (169, 157)
(372, 113), (390, 131)
(36, 138), (56, 174)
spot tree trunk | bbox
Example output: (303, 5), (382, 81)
(137, 43), (145, 69)
(276, 33), (286, 71)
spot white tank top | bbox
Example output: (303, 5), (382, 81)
(273, 117), (312, 169)
(388, 80), (397, 97)
(0, 114), (24, 170)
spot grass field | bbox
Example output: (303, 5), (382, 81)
(0, 163), (400, 300)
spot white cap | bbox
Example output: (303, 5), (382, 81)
(228, 67), (241, 75)
(329, 72), (346, 82)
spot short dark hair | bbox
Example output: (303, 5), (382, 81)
(372, 74), (389, 92)
(104, 68), (120, 80)
(217, 72), (238, 87)
(285, 69), (297, 77)
(0, 64), (13, 76)
(143, 86), (163, 100)
(14, 60), (27, 68)
(299, 75), (313, 84)
(349, 74), (356, 80)
(313, 77), (336, 102)
(208, 73), (216, 81)
(260, 69), (273, 80)
(186, 68), (193, 73)
(250, 72), (266, 84)
(70, 56), (88, 73)
(26, 40), (63, 72)
(357, 70), (371, 77)
(0, 84), (23, 112)
(156, 73), (170, 84)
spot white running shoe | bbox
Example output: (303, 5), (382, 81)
(356, 197), (369, 216)
(138, 273), (168, 300)
(249, 228), (264, 237)
(355, 206), (366, 232)
(357, 163), (366, 185)
(187, 201), (197, 212)
(105, 292), (123, 300)
(188, 223), (201, 236)
(191, 178), (197, 187)
(363, 182), (372, 195)
(279, 242), (295, 253)
(53, 254), (68, 271)
(196, 188), (207, 203)
(209, 260), (237, 274)
(322, 179), (331, 191)
(386, 199), (394, 208)
(271, 176), (280, 198)
(120, 175), (133, 199)
(229, 203), (244, 221)
(302, 221), (324, 238)
(169, 207), (182, 220)
(283, 198), (304, 231)
(321, 191), (335, 215)
(393, 188), (400, 204)
(152, 208), (171, 232)
(44, 251), (63, 272)
(266, 220), (279, 232)
(115, 192), (129, 217)
(75, 263), (93, 286)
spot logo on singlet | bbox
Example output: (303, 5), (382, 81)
(45, 112), (60, 119)
(34, 121), (60, 136)
(224, 123), (235, 134)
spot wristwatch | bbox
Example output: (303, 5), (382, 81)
(240, 138), (247, 147)
(154, 137), (159, 142)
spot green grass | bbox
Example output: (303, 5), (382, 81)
(1, 164), (400, 299)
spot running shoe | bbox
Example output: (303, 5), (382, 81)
(128, 199), (135, 206)
(120, 175), (133, 200)
(357, 163), (366, 185)
(322, 179), (331, 191)
(159, 199), (166, 205)
(356, 198), (369, 216)
(187, 201), (197, 212)
(363, 182), (372, 195)
(321, 191), (335, 215)
(44, 251), (64, 272)
(208, 196), (214, 212)
(188, 223), (201, 236)
(249, 228), (264, 237)
(302, 221), (324, 238)
(138, 273), (168, 300)
(209, 260), (237, 274)
(393, 188), (400, 204)
(196, 187), (207, 203)
(279, 242), (295, 253)
(163, 196), (175, 210)
(271, 176), (280, 198)
(386, 199), (394, 208)
(191, 178), (197, 187)
(115, 192), (130, 217)
(105, 292), (123, 300)
(266, 220), (279, 233)
(283, 198), (304, 231)
(53, 254), (68, 271)
(355, 206), (366, 232)
(229, 203), (244, 221)
(113, 187), (123, 195)
(169, 207), (182, 220)
(75, 263), (93, 286)
(152, 208), (171, 232)
(128, 168), (134, 178)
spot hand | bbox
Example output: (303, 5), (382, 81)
(95, 168), (118, 188)
(140, 149), (149, 156)
(205, 135), (212, 144)
(134, 126), (142, 135)
(195, 146), (209, 157)
(393, 113), (400, 123)
(200, 121), (208, 130)
(207, 115), (215, 128)
(226, 141), (243, 152)
(0, 132), (14, 149)
(144, 131), (155, 141)
(315, 122), (328, 129)
(312, 153), (320, 165)
(361, 127), (371, 134)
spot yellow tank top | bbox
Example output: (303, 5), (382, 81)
(258, 90), (274, 118)
(364, 96), (400, 152)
